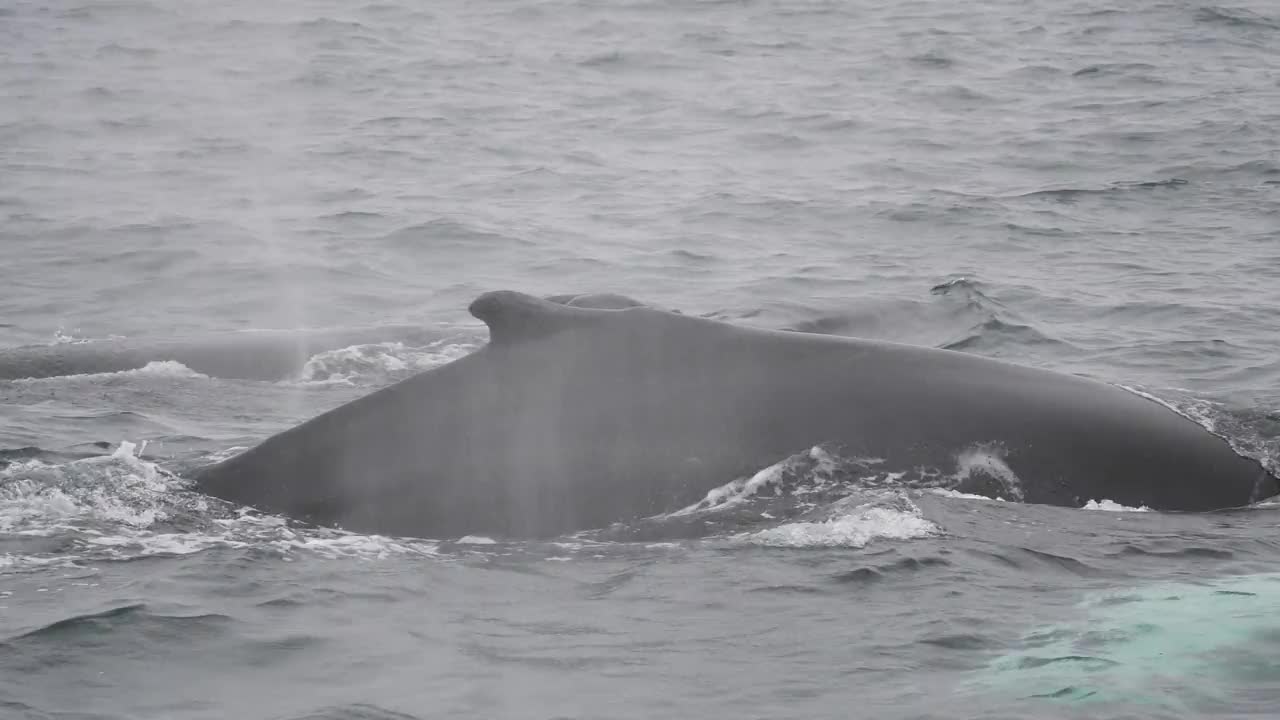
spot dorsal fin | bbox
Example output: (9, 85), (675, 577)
(469, 291), (614, 345)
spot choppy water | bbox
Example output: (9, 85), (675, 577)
(3, 0), (1280, 717)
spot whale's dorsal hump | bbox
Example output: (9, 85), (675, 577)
(470, 290), (630, 345)
(543, 292), (647, 310)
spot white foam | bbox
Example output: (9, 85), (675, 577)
(11, 360), (207, 383)
(0, 440), (181, 533)
(84, 531), (246, 554)
(0, 442), (439, 564)
(929, 488), (1007, 502)
(456, 535), (497, 545)
(69, 510), (441, 562)
(130, 360), (207, 378)
(202, 510), (442, 560)
(269, 529), (438, 560)
(739, 500), (939, 548)
(296, 340), (475, 383)
(0, 554), (81, 572)
(50, 329), (115, 345)
(1082, 498), (1152, 512)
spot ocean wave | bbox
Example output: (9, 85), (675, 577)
(1196, 6), (1280, 30)
(1071, 62), (1159, 78)
(939, 317), (1065, 353)
(1011, 178), (1189, 201)
(4, 603), (232, 645)
(381, 219), (533, 250)
(929, 278), (1070, 354)
(832, 554), (952, 585)
(907, 52), (955, 69)
(775, 278), (1068, 354)
(275, 704), (426, 720)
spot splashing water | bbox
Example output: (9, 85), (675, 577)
(296, 340), (475, 384)
(0, 442), (440, 566)
(736, 495), (940, 549)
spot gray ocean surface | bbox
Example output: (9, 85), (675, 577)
(3, 0), (1280, 717)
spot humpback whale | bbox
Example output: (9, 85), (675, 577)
(192, 291), (1278, 538)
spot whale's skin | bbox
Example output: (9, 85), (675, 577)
(192, 291), (1278, 538)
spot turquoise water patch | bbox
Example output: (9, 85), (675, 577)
(971, 573), (1280, 711)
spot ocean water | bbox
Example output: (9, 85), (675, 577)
(2, 0), (1280, 717)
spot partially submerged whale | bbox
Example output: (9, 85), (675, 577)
(193, 291), (1278, 538)
(0, 326), (442, 381)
